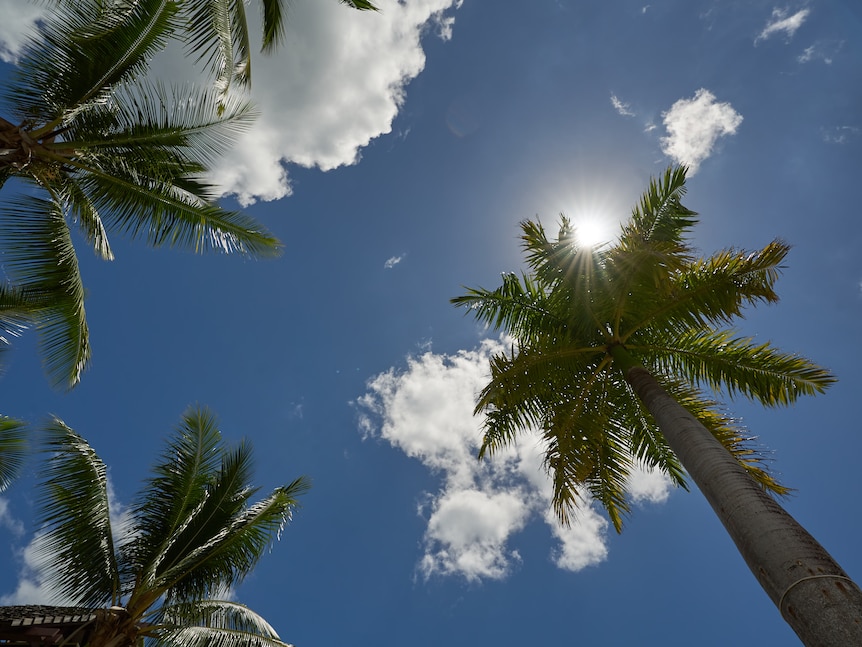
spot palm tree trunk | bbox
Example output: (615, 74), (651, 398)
(625, 365), (862, 646)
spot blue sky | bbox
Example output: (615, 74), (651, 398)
(1, 1), (861, 645)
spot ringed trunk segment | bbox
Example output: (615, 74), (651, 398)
(624, 365), (862, 646)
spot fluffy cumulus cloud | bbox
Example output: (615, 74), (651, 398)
(203, 0), (462, 205)
(660, 89), (742, 174)
(755, 8), (810, 44)
(356, 340), (672, 581)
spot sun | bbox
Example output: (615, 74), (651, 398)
(571, 215), (616, 248)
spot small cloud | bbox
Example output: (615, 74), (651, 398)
(611, 94), (635, 117)
(384, 254), (406, 269)
(660, 88), (743, 174)
(0, 498), (23, 536)
(822, 126), (860, 145)
(641, 5), (651, 14)
(797, 40), (842, 64)
(755, 8), (810, 44)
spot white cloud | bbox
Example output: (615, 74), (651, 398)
(384, 254), (405, 269)
(755, 8), (810, 44)
(798, 40), (842, 65)
(0, 498), (23, 535)
(356, 340), (671, 581)
(610, 94), (635, 117)
(0, 0), (47, 63)
(822, 126), (860, 145)
(200, 0), (462, 205)
(660, 89), (742, 174)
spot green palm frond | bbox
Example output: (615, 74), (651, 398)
(62, 81), (258, 168)
(127, 407), (309, 602)
(159, 477), (310, 599)
(644, 327), (836, 406)
(0, 194), (90, 388)
(158, 599), (280, 637)
(153, 625), (292, 647)
(623, 240), (789, 336)
(0, 417), (28, 492)
(0, 283), (37, 346)
(35, 418), (120, 607)
(4, 0), (177, 129)
(127, 408), (225, 582)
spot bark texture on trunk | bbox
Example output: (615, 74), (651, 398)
(625, 366), (862, 646)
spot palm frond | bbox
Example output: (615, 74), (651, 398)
(35, 418), (120, 606)
(0, 283), (38, 346)
(151, 625), (293, 647)
(158, 477), (310, 599)
(65, 159), (280, 257)
(0, 194), (90, 388)
(160, 599), (279, 634)
(0, 417), (28, 492)
(644, 327), (836, 406)
(623, 240), (790, 337)
(127, 407), (225, 581)
(619, 165), (697, 248)
(5, 0), (178, 129)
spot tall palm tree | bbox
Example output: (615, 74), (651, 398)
(0, 0), (281, 388)
(31, 406), (309, 647)
(453, 166), (862, 645)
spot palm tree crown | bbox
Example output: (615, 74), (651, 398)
(0, 0), (281, 388)
(32, 406), (309, 647)
(453, 165), (835, 531)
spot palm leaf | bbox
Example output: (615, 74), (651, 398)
(644, 327), (836, 406)
(0, 417), (28, 492)
(5, 0), (178, 130)
(35, 418), (120, 606)
(0, 194), (90, 388)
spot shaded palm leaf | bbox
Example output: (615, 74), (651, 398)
(0, 195), (90, 388)
(35, 418), (120, 606)
(0, 417), (28, 492)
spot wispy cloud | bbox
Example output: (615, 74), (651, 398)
(611, 94), (635, 117)
(384, 254), (406, 269)
(660, 89), (742, 174)
(798, 40), (842, 65)
(822, 126), (860, 145)
(356, 340), (671, 581)
(0, 498), (23, 536)
(755, 8), (810, 44)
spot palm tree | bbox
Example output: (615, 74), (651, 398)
(31, 406), (309, 647)
(0, 0), (281, 388)
(453, 166), (862, 645)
